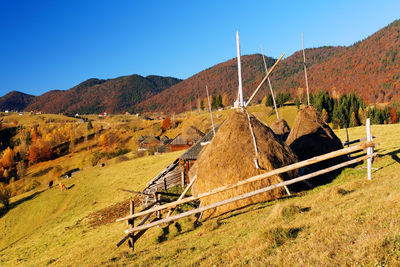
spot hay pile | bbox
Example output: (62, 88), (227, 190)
(270, 119), (291, 141)
(192, 110), (298, 219)
(286, 106), (345, 186)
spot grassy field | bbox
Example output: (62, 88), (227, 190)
(0, 116), (399, 265)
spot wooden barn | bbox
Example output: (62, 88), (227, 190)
(142, 126), (220, 195)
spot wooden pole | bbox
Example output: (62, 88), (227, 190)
(260, 45), (279, 120)
(236, 31), (244, 108)
(166, 175), (197, 218)
(116, 141), (374, 222)
(206, 85), (216, 136)
(128, 199), (135, 250)
(302, 33), (310, 106)
(245, 53), (284, 107)
(366, 118), (373, 180)
(124, 153), (375, 234)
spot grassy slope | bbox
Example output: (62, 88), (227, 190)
(0, 112), (399, 266)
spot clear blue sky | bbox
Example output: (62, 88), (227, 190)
(1, 0), (400, 96)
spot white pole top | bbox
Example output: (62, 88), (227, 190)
(236, 31), (244, 108)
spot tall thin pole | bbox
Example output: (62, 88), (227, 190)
(302, 33), (310, 106)
(366, 118), (373, 180)
(261, 45), (279, 120)
(206, 85), (216, 136)
(236, 31), (244, 108)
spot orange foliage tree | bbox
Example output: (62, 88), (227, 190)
(2, 147), (14, 169)
(390, 107), (398, 124)
(28, 145), (40, 164)
(162, 117), (171, 131)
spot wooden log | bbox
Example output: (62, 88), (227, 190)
(116, 141), (374, 222)
(166, 175), (197, 218)
(245, 53), (284, 107)
(124, 153), (376, 234)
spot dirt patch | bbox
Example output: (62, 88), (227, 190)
(87, 198), (141, 228)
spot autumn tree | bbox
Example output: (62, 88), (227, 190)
(30, 128), (39, 143)
(2, 147), (14, 169)
(222, 93), (229, 107)
(28, 145), (40, 164)
(162, 117), (172, 131)
(390, 107), (398, 123)
(350, 111), (358, 127)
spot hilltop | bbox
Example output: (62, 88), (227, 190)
(0, 91), (35, 112)
(0, 75), (181, 114)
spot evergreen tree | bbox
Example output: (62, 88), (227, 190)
(349, 111), (358, 127)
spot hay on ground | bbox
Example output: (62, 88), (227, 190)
(193, 110), (298, 219)
(286, 106), (345, 187)
(270, 119), (291, 141)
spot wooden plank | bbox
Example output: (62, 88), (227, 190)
(124, 153), (375, 234)
(116, 141), (374, 222)
(245, 53), (284, 107)
(166, 175), (197, 218)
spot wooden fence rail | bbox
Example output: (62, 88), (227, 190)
(116, 141), (374, 223)
(124, 152), (375, 235)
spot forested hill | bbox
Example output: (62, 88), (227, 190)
(21, 75), (181, 114)
(138, 19), (400, 113)
(136, 46), (344, 113)
(0, 91), (35, 111)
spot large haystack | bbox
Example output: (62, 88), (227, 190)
(270, 119), (290, 141)
(192, 110), (298, 219)
(286, 106), (345, 186)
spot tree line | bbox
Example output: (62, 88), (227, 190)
(265, 90), (399, 128)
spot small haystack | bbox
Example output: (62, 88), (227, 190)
(270, 119), (291, 141)
(192, 110), (298, 219)
(286, 106), (345, 186)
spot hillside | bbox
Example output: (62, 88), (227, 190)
(279, 19), (400, 103)
(0, 122), (399, 265)
(137, 46), (343, 113)
(0, 91), (35, 111)
(138, 19), (400, 113)
(23, 75), (181, 114)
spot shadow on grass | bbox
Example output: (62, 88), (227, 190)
(387, 148), (400, 164)
(0, 190), (44, 219)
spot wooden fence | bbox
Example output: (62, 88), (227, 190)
(116, 119), (376, 251)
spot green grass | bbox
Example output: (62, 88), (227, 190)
(0, 120), (399, 266)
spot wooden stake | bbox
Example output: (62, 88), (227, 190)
(236, 31), (244, 108)
(128, 199), (134, 250)
(124, 153), (375, 234)
(206, 85), (216, 136)
(245, 53), (284, 107)
(166, 175), (197, 218)
(260, 45), (279, 120)
(366, 118), (373, 180)
(302, 33), (310, 106)
(116, 141), (374, 222)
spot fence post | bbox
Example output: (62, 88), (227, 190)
(128, 198), (135, 250)
(366, 118), (373, 180)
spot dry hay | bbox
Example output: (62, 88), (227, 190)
(270, 119), (291, 141)
(193, 110), (298, 219)
(286, 106), (345, 187)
